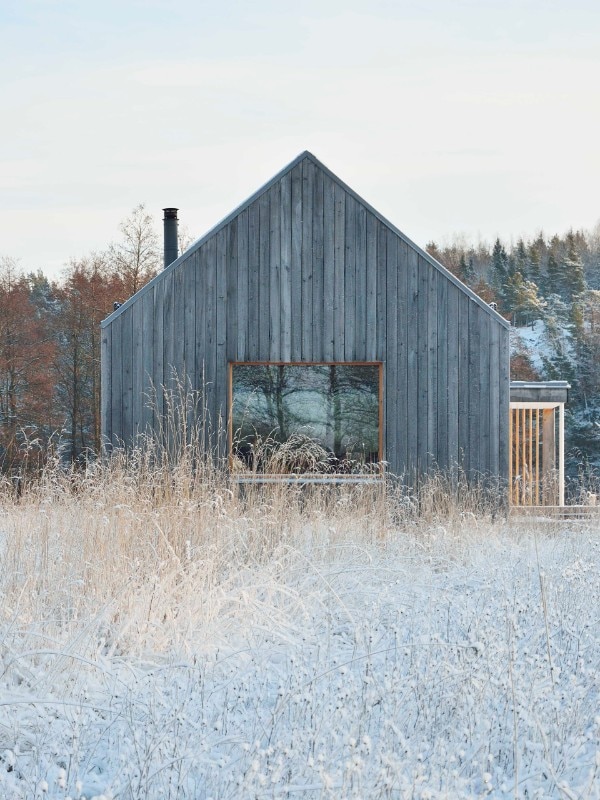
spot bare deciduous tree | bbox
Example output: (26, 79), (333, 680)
(108, 204), (160, 298)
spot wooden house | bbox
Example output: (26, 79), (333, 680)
(101, 151), (511, 486)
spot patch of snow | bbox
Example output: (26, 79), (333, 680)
(511, 320), (550, 373)
(2, 527), (600, 798)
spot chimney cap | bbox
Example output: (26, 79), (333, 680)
(163, 208), (178, 219)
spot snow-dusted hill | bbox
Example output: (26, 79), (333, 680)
(510, 317), (575, 377)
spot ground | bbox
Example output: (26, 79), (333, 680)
(1, 480), (600, 799)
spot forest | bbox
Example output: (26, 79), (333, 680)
(0, 205), (165, 472)
(1, 208), (600, 481)
(427, 224), (600, 479)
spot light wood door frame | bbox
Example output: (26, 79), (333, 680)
(509, 401), (565, 506)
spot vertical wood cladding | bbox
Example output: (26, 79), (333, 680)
(101, 153), (510, 483)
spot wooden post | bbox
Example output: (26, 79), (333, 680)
(508, 407), (513, 504)
(542, 408), (556, 505)
(559, 403), (565, 507)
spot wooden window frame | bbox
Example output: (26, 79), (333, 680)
(228, 361), (384, 483)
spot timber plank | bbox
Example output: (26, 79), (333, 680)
(141, 287), (154, 436)
(322, 175), (335, 361)
(226, 216), (238, 362)
(258, 192), (270, 360)
(457, 293), (470, 474)
(468, 300), (482, 479)
(376, 221), (387, 366)
(301, 157), (314, 360)
(248, 199), (260, 360)
(269, 178), (281, 361)
(479, 313), (491, 479)
(416, 256), (429, 478)
(365, 212), (377, 361)
(203, 235), (217, 444)
(173, 262), (185, 390)
(354, 201), (367, 361)
(193, 247), (207, 448)
(489, 315), (501, 480)
(426, 261), (438, 471)
(385, 230), (399, 474)
(216, 226), (227, 455)
(312, 163), (325, 361)
(131, 290), (144, 442)
(152, 277), (164, 434)
(100, 322), (112, 447)
(236, 207), (249, 361)
(436, 271), (449, 471)
(406, 247), (419, 479)
(375, 221), (387, 467)
(162, 269), (175, 415)
(343, 193), (356, 360)
(499, 325), (510, 484)
(333, 181), (345, 361)
(121, 308), (133, 448)
(396, 238), (408, 473)
(291, 163), (303, 360)
(110, 313), (122, 448)
(446, 284), (460, 474)
(280, 172), (292, 362)
(183, 251), (197, 434)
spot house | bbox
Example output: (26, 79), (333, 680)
(101, 151), (512, 487)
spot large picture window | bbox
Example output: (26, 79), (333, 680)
(230, 363), (382, 476)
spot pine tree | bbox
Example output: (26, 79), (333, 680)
(463, 252), (476, 285)
(562, 231), (586, 302)
(546, 254), (561, 297)
(514, 238), (530, 280)
(491, 238), (509, 306)
(504, 272), (545, 326)
(527, 239), (542, 287)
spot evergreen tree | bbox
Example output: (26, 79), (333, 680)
(463, 252), (476, 285)
(562, 231), (586, 302)
(546, 254), (561, 297)
(504, 272), (545, 326)
(514, 238), (529, 280)
(491, 238), (509, 306)
(526, 233), (547, 293)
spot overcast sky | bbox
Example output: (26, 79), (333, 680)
(2, 0), (599, 279)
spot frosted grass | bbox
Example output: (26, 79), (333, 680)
(1, 483), (600, 798)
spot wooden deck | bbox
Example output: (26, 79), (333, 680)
(509, 504), (600, 520)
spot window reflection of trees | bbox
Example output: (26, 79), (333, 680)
(232, 364), (380, 474)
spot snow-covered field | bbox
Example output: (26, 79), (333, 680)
(1, 476), (600, 799)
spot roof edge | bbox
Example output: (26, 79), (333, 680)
(102, 151), (312, 327)
(102, 150), (509, 330)
(300, 152), (510, 330)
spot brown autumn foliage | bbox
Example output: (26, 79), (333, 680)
(0, 258), (59, 470)
(52, 257), (125, 459)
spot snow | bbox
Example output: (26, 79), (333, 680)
(511, 320), (553, 374)
(2, 519), (600, 798)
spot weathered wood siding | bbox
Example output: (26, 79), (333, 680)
(101, 153), (510, 483)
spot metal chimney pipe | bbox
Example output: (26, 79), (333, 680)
(163, 208), (179, 268)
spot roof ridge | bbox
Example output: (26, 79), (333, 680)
(102, 152), (509, 330)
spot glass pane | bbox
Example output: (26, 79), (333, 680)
(231, 364), (380, 474)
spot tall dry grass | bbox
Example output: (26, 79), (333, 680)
(4, 435), (595, 799)
(0, 437), (516, 663)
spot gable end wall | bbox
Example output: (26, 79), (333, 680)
(101, 156), (509, 483)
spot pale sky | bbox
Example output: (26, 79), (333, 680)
(2, 0), (599, 279)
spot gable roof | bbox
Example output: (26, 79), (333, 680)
(102, 151), (510, 330)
